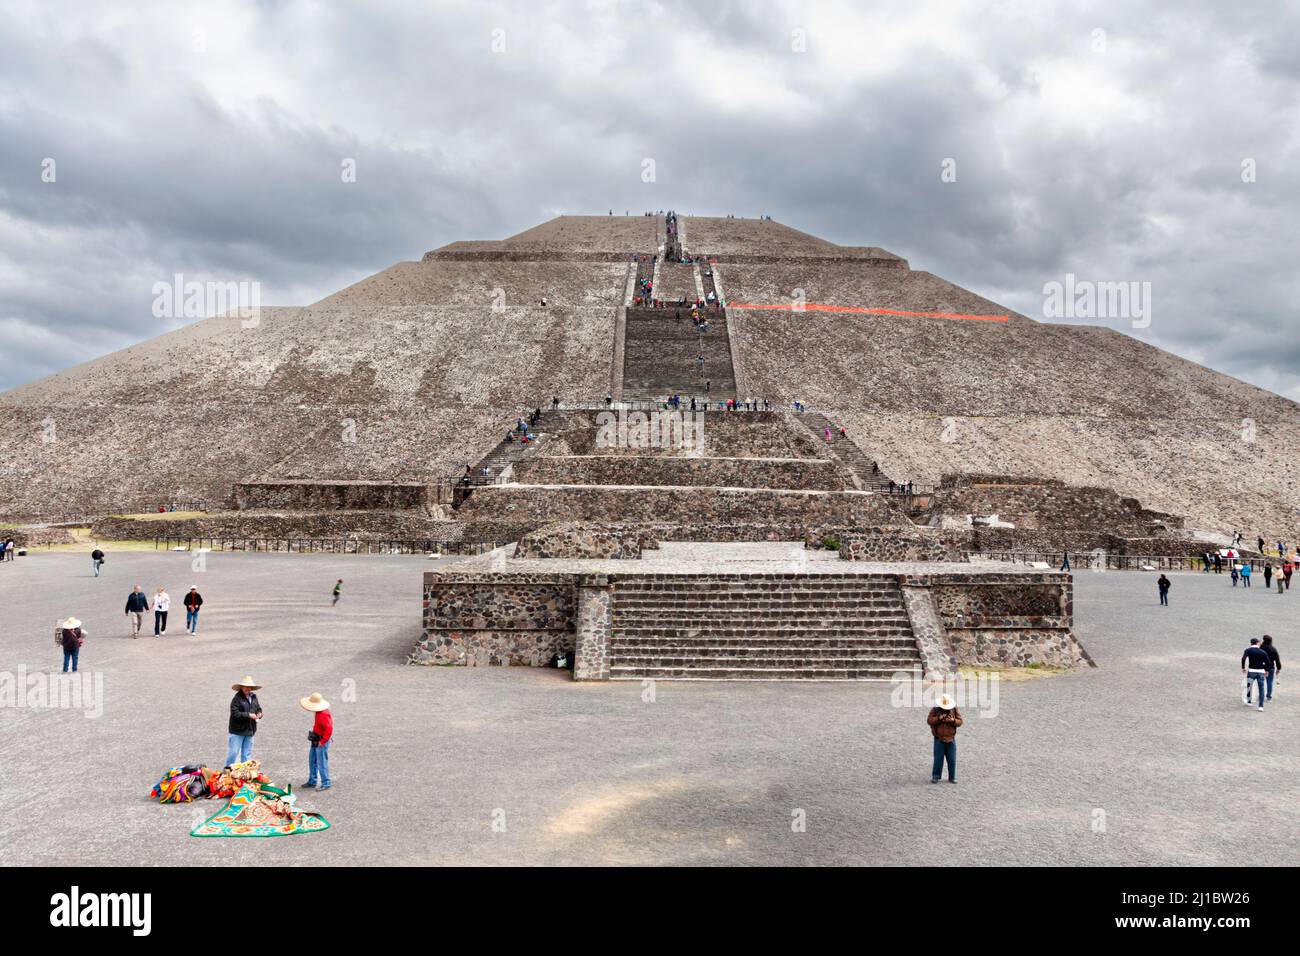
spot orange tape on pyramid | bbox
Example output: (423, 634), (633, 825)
(728, 302), (1009, 322)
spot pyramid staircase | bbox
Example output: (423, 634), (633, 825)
(608, 574), (921, 680)
(621, 307), (737, 402)
(798, 412), (898, 492)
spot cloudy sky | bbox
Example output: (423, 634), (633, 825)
(1, 0), (1297, 397)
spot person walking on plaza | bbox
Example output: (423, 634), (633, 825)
(183, 586), (203, 634)
(332, 579), (342, 606)
(226, 676), (263, 767)
(91, 547), (105, 577)
(1214, 552), (1223, 574)
(1060, 551), (1071, 572)
(1261, 636), (1281, 701)
(1242, 638), (1270, 711)
(1230, 564), (1239, 587)
(927, 693), (962, 784)
(151, 586), (170, 636)
(1241, 562), (1252, 588)
(124, 585), (148, 638)
(1264, 563), (1274, 589)
(58, 617), (85, 673)
(1284, 558), (1293, 590)
(300, 692), (334, 791)
(1157, 574), (1171, 606)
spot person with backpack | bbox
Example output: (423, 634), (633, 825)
(124, 585), (149, 638)
(183, 586), (203, 634)
(1242, 638), (1270, 711)
(58, 616), (85, 673)
(927, 693), (962, 784)
(1157, 574), (1171, 606)
(1261, 636), (1281, 701)
(91, 547), (105, 577)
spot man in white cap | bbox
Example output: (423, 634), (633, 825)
(300, 692), (333, 790)
(183, 585), (203, 634)
(927, 692), (963, 784)
(226, 676), (263, 767)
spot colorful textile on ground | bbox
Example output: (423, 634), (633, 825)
(209, 759), (266, 798)
(191, 782), (330, 838)
(150, 765), (218, 803)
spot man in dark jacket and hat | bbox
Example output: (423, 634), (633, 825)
(226, 676), (263, 767)
(928, 693), (963, 784)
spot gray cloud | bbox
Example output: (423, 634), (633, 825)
(1, 0), (1297, 398)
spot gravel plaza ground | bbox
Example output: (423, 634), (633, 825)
(0, 550), (1296, 866)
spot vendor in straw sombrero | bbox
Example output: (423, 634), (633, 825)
(300, 692), (333, 791)
(927, 692), (963, 784)
(58, 616), (85, 673)
(226, 676), (264, 768)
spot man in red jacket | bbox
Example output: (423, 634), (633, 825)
(300, 692), (333, 790)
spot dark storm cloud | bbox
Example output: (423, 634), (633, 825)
(0, 0), (1297, 398)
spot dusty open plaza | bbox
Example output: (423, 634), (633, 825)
(1, 550), (1295, 867)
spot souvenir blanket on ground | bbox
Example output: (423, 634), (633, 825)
(191, 782), (330, 838)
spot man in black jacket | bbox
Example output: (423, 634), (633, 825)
(91, 548), (105, 577)
(226, 676), (263, 767)
(124, 585), (148, 638)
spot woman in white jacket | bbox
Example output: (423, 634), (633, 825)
(151, 587), (170, 637)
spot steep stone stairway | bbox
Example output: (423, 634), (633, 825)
(621, 306), (737, 402)
(454, 410), (565, 500)
(799, 412), (896, 492)
(608, 574), (920, 680)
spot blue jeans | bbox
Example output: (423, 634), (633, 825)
(1245, 673), (1266, 707)
(225, 733), (254, 767)
(1159, 590), (1168, 605)
(62, 648), (79, 672)
(186, 609), (199, 632)
(931, 738), (956, 781)
(92, 559), (102, 577)
(308, 741), (331, 786)
(1266, 672), (1275, 700)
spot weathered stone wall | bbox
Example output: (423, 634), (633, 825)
(839, 527), (966, 562)
(573, 578), (614, 681)
(232, 480), (442, 513)
(904, 571), (1087, 669)
(550, 410), (825, 460)
(414, 570), (576, 666)
(514, 455), (845, 490)
(456, 485), (901, 529)
(927, 480), (1182, 534)
(91, 510), (464, 543)
(515, 522), (657, 559)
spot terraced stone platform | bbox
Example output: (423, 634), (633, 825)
(414, 542), (1083, 681)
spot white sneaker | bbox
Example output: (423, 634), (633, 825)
(1258, 706), (1264, 712)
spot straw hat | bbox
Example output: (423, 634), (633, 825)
(300, 692), (330, 712)
(231, 675), (262, 691)
(61, 617), (81, 629)
(936, 693), (957, 710)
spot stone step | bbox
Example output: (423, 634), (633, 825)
(612, 628), (915, 642)
(612, 637), (919, 651)
(608, 666), (905, 681)
(612, 644), (917, 659)
(612, 655), (920, 669)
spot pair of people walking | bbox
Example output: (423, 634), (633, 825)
(1242, 637), (1282, 710)
(225, 677), (334, 789)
